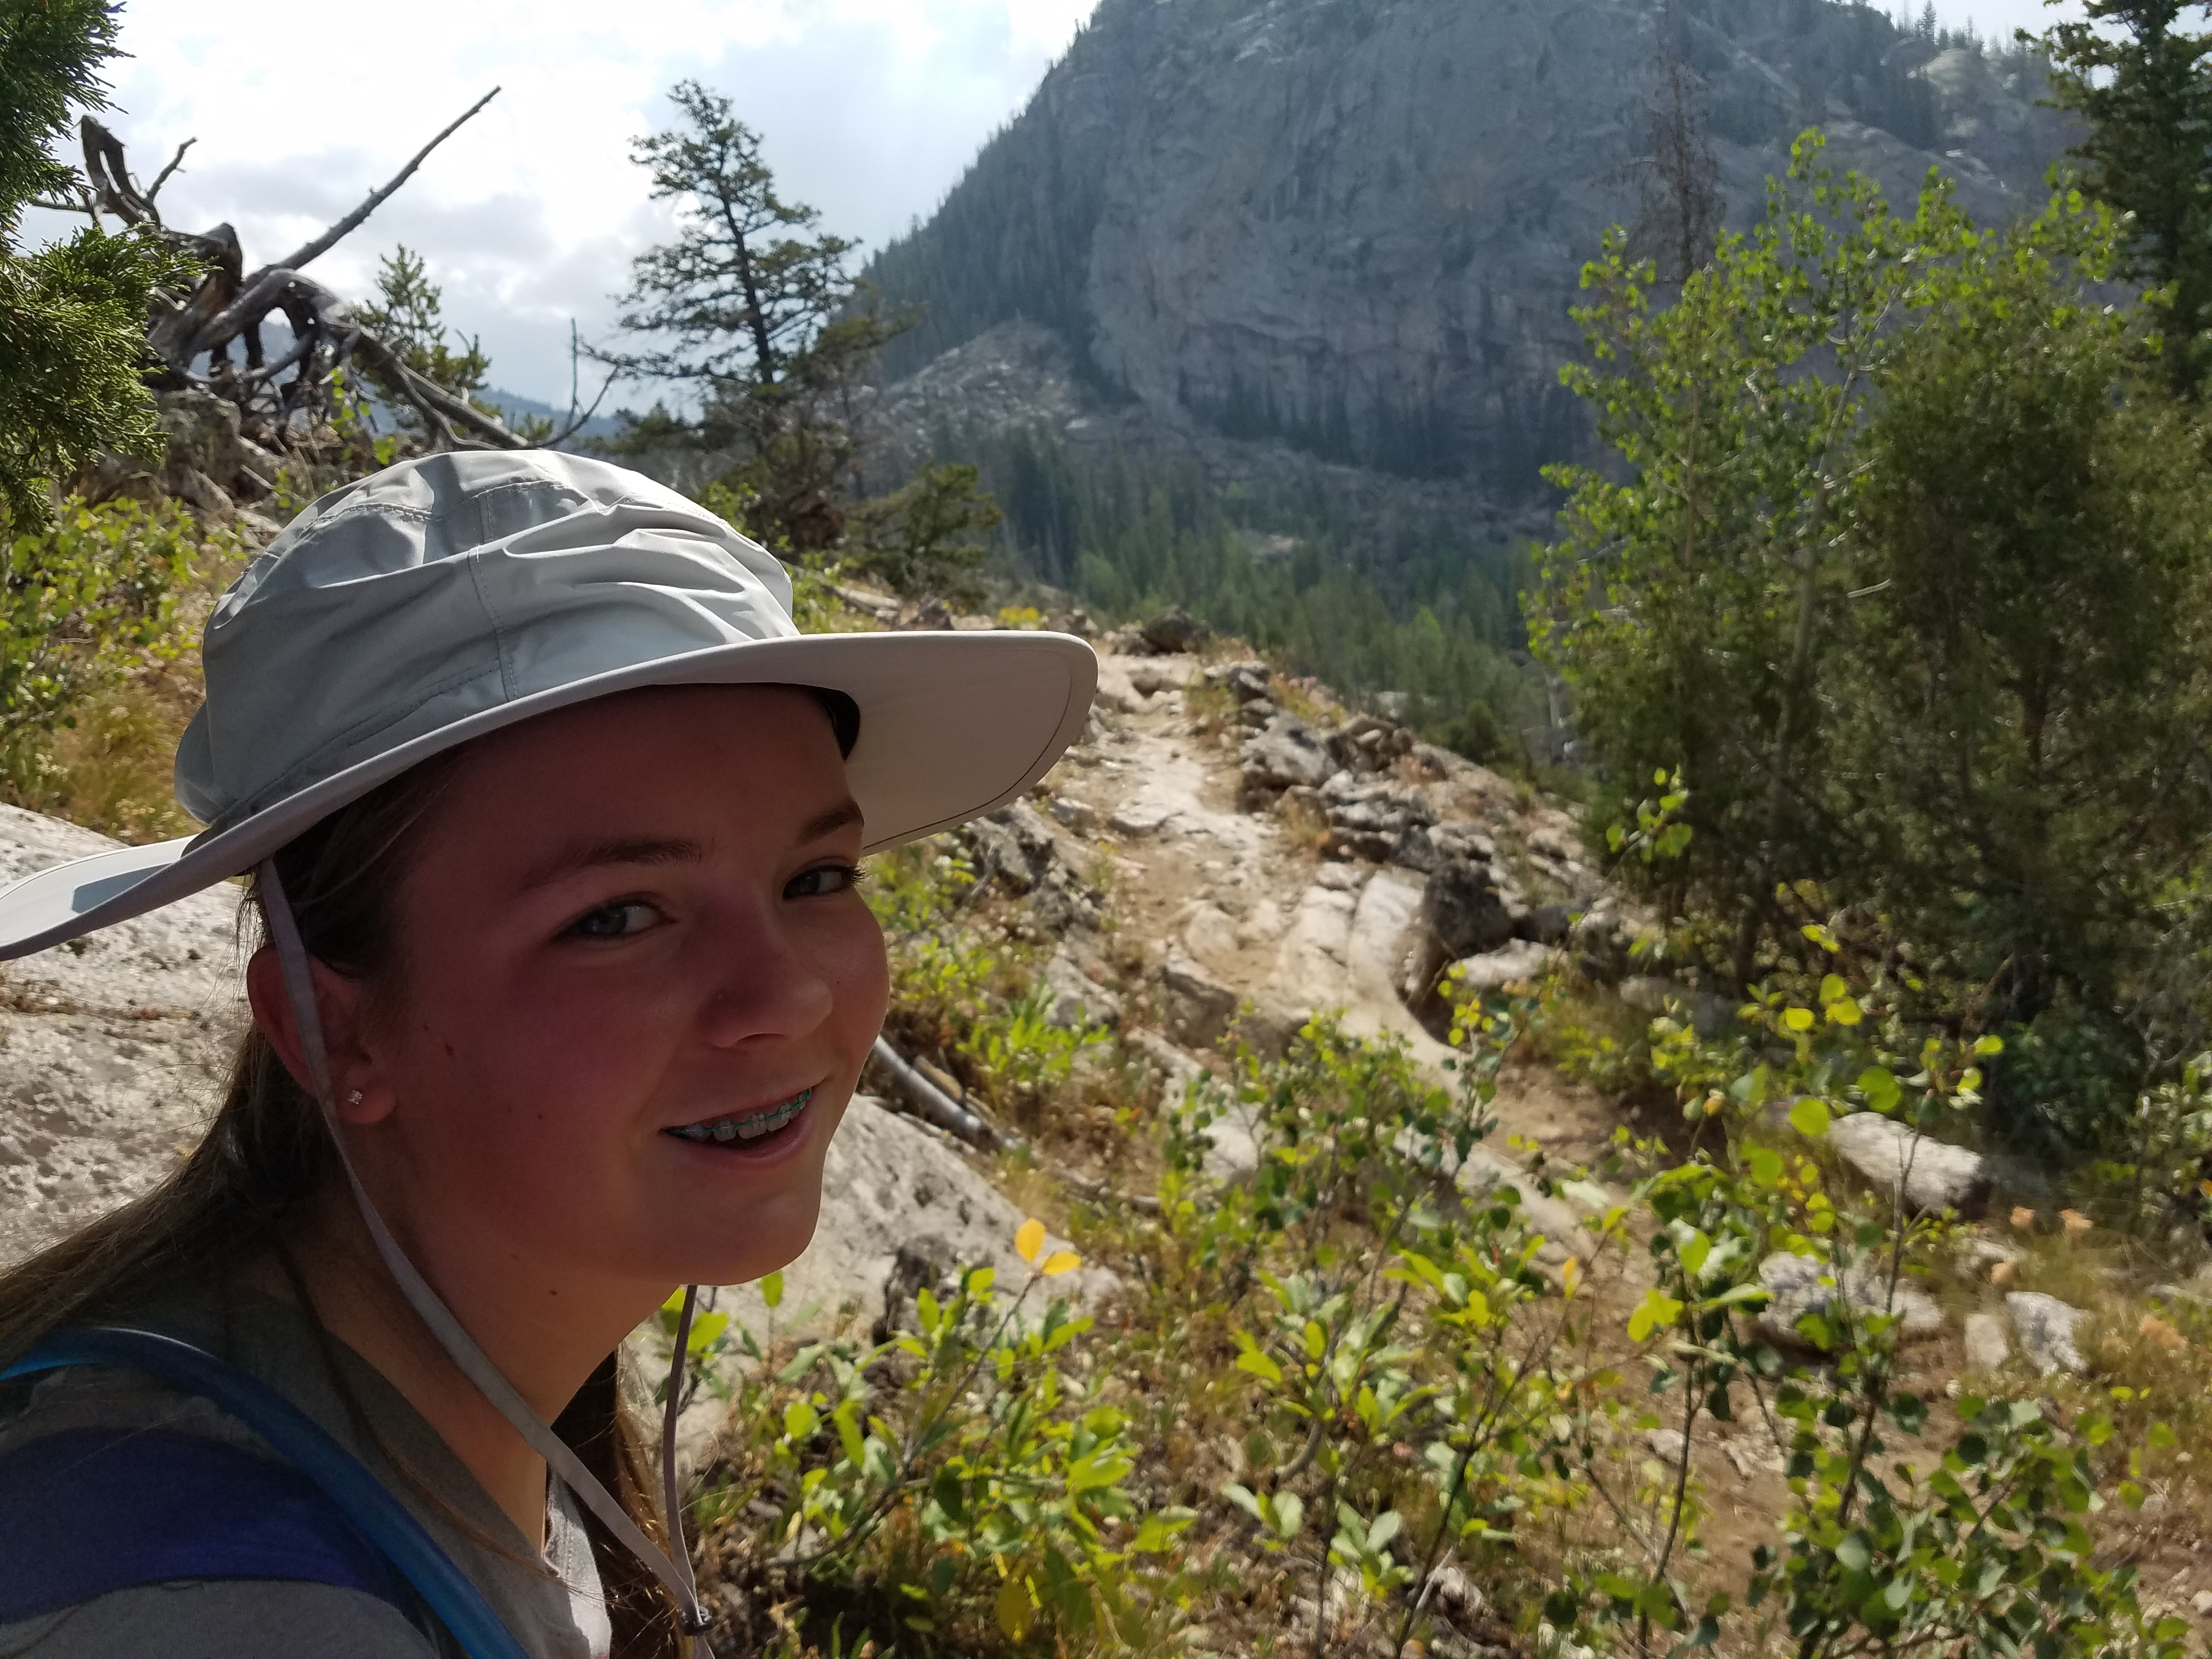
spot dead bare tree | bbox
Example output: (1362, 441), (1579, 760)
(1626, 0), (1726, 286)
(39, 91), (606, 458)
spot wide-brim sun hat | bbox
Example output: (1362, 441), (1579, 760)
(0, 449), (1098, 960)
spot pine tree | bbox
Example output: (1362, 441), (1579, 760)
(0, 0), (199, 527)
(599, 82), (911, 550)
(2045, 1), (2212, 397)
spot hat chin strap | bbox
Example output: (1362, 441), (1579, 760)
(258, 861), (716, 1653)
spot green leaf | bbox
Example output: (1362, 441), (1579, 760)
(1628, 1289), (1685, 1343)
(1235, 1334), (1284, 1386)
(1270, 1491), (1305, 1539)
(782, 1400), (818, 1441)
(1835, 1532), (1871, 1573)
(759, 1269), (783, 1309)
(1788, 1097), (1832, 1138)
(832, 1401), (866, 1469)
(1858, 1068), (1902, 1114)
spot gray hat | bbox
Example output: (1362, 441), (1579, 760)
(0, 449), (1097, 958)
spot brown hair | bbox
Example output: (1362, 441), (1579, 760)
(0, 746), (686, 1655)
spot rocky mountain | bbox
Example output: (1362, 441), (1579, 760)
(863, 0), (2074, 520)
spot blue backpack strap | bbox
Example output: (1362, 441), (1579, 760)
(2, 1327), (532, 1659)
(0, 1425), (417, 1621)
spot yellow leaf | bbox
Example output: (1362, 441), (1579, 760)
(996, 1576), (1035, 1640)
(1015, 1217), (1046, 1263)
(1040, 1250), (1081, 1277)
(1783, 1007), (1815, 1032)
(1561, 1257), (1583, 1299)
(1825, 1000), (1862, 1027)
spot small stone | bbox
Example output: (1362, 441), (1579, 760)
(1645, 1427), (1687, 1460)
(2011, 1206), (2036, 1230)
(2059, 1208), (2094, 1240)
(1963, 1311), (2010, 1370)
(2193, 1590), (2212, 1617)
(1047, 795), (1094, 832)
(1107, 802), (1172, 837)
(1314, 862), (1365, 891)
(2006, 1291), (2088, 1376)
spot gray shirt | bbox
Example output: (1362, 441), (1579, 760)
(0, 1285), (612, 1658)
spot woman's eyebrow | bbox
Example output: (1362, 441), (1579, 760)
(799, 799), (865, 843)
(517, 836), (704, 893)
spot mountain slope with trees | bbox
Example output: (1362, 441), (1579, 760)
(864, 0), (2070, 503)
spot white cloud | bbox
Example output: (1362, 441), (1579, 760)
(37, 0), (1093, 401)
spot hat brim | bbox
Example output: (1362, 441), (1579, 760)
(0, 628), (1097, 962)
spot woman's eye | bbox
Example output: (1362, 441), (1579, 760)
(786, 862), (862, 899)
(563, 900), (663, 941)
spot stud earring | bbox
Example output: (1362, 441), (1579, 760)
(345, 1090), (364, 1106)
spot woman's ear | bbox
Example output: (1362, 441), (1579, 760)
(245, 945), (393, 1125)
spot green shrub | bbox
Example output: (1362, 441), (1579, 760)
(0, 497), (206, 759)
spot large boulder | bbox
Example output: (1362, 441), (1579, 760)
(1161, 955), (1240, 1049)
(1822, 1112), (1993, 1216)
(1240, 721), (1334, 792)
(1421, 859), (1516, 959)
(1139, 607), (1208, 653)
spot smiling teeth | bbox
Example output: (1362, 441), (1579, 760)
(668, 1088), (814, 1144)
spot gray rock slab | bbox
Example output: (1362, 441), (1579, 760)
(0, 805), (250, 1268)
(1822, 1113), (1992, 1216)
(2006, 1291), (2089, 1376)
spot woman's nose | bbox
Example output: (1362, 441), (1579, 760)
(693, 907), (836, 1046)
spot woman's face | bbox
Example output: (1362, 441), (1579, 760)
(332, 684), (888, 1300)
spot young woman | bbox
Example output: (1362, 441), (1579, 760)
(0, 451), (1095, 1658)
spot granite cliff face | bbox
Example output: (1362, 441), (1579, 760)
(865, 0), (2073, 510)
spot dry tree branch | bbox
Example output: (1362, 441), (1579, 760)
(145, 138), (196, 204)
(272, 87), (500, 273)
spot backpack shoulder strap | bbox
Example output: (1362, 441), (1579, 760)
(0, 1424), (417, 1621)
(2, 1327), (531, 1659)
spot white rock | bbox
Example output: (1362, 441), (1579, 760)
(2192, 1590), (2212, 1617)
(1756, 1252), (1945, 1348)
(1314, 862), (1365, 891)
(2006, 1291), (2089, 1376)
(1823, 1112), (1992, 1216)
(1181, 902), (1243, 970)
(1963, 1311), (2010, 1370)
(1645, 1427), (1687, 1461)
(1449, 939), (1558, 995)
(1042, 951), (1121, 1029)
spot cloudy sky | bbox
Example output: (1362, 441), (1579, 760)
(28, 0), (2073, 407)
